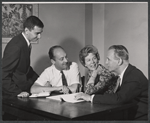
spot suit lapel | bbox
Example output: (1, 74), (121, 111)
(121, 64), (135, 85)
(19, 33), (30, 54)
(19, 34), (31, 68)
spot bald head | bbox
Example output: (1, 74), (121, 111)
(49, 45), (68, 70)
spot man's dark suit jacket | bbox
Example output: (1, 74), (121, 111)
(93, 64), (148, 120)
(2, 33), (39, 97)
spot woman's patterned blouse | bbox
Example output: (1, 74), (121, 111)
(85, 64), (118, 95)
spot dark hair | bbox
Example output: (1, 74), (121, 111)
(79, 45), (100, 67)
(48, 45), (64, 60)
(108, 45), (129, 60)
(23, 16), (44, 30)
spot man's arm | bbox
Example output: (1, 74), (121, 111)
(93, 80), (141, 104)
(30, 82), (63, 94)
(2, 45), (22, 96)
(30, 67), (66, 94)
(75, 81), (142, 104)
(27, 66), (39, 86)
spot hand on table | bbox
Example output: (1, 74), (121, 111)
(74, 92), (91, 101)
(17, 92), (29, 98)
(57, 86), (69, 94)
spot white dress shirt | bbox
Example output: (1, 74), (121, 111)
(35, 62), (80, 86)
(22, 32), (30, 46)
(118, 65), (128, 86)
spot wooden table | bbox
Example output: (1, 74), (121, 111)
(3, 96), (136, 121)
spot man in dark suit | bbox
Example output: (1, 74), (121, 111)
(2, 16), (44, 98)
(75, 45), (148, 120)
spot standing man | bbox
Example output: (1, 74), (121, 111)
(30, 45), (80, 94)
(75, 45), (148, 120)
(2, 16), (44, 98)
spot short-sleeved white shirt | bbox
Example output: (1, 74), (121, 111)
(35, 62), (80, 86)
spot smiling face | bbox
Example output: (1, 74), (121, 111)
(52, 48), (68, 71)
(84, 53), (99, 71)
(25, 26), (43, 42)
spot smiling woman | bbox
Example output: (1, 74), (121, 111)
(79, 45), (118, 95)
(2, 3), (39, 43)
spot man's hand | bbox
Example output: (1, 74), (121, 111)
(62, 86), (70, 94)
(54, 86), (63, 91)
(55, 86), (69, 94)
(74, 92), (91, 101)
(54, 86), (70, 94)
(17, 92), (29, 98)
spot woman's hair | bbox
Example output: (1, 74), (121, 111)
(108, 45), (129, 61)
(79, 45), (100, 67)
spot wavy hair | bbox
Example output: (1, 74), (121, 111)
(79, 45), (100, 67)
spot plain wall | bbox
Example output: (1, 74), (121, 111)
(2, 3), (148, 78)
(104, 3), (148, 78)
(93, 4), (105, 65)
(33, 4), (85, 75)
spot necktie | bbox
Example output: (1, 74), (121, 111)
(29, 43), (32, 48)
(113, 77), (121, 93)
(29, 44), (32, 54)
(61, 71), (68, 86)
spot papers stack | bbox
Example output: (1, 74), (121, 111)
(46, 93), (85, 103)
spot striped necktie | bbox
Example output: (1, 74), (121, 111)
(113, 77), (121, 93)
(61, 71), (68, 86)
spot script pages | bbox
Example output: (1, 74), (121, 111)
(46, 93), (85, 103)
(29, 92), (51, 97)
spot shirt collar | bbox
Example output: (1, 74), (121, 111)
(22, 32), (30, 46)
(52, 64), (62, 74)
(119, 65), (128, 85)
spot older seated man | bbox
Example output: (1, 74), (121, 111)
(75, 45), (148, 120)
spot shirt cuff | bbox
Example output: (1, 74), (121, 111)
(90, 94), (95, 102)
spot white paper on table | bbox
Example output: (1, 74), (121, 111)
(29, 92), (50, 97)
(47, 95), (62, 101)
(46, 93), (85, 103)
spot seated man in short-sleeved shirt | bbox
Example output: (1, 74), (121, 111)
(30, 45), (80, 94)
